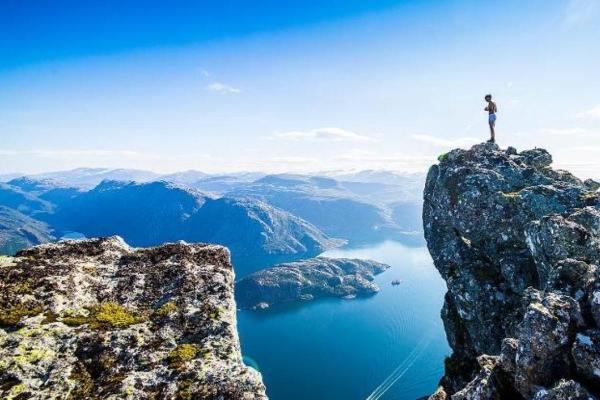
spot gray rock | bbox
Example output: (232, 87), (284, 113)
(513, 290), (584, 397)
(424, 143), (600, 399)
(451, 355), (521, 400)
(0, 237), (267, 399)
(499, 338), (518, 374)
(571, 329), (600, 385)
(519, 148), (553, 169)
(584, 179), (600, 192)
(533, 380), (597, 400)
(235, 257), (390, 309)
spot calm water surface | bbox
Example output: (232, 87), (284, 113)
(237, 241), (450, 400)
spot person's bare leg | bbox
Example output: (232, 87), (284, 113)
(489, 121), (496, 142)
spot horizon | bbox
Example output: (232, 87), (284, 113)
(0, 165), (427, 181)
(2, 1), (600, 178)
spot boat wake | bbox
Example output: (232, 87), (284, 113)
(365, 331), (433, 400)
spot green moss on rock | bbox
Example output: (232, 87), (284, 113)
(0, 304), (42, 327)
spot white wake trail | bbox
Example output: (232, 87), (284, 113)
(365, 345), (420, 400)
(365, 333), (433, 400)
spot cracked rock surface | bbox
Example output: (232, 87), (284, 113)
(0, 236), (267, 399)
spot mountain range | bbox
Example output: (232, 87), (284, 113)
(0, 168), (424, 275)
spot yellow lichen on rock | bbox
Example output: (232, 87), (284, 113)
(5, 383), (26, 400)
(169, 343), (199, 367)
(93, 302), (145, 329)
(61, 302), (145, 329)
(153, 301), (177, 318)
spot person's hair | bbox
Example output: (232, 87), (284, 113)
(485, 94), (492, 100)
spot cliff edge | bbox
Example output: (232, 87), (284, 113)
(424, 142), (600, 399)
(0, 237), (267, 399)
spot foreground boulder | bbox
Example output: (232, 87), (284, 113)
(423, 143), (600, 399)
(0, 237), (267, 399)
(235, 257), (390, 309)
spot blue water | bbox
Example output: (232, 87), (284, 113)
(237, 241), (450, 400)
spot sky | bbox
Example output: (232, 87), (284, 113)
(1, 0), (600, 178)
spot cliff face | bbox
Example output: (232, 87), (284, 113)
(0, 237), (267, 399)
(424, 143), (600, 399)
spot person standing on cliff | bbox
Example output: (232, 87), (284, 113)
(484, 94), (497, 143)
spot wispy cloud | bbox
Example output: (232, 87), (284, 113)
(204, 82), (241, 94)
(269, 156), (318, 164)
(577, 105), (600, 119)
(564, 0), (600, 28)
(411, 134), (480, 148)
(0, 149), (212, 162)
(275, 127), (379, 143)
(0, 149), (158, 159)
(564, 145), (600, 152)
(336, 150), (432, 163)
(539, 127), (589, 136)
(333, 150), (435, 172)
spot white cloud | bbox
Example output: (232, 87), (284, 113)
(0, 149), (215, 162)
(333, 150), (435, 172)
(540, 127), (589, 136)
(0, 149), (160, 159)
(336, 150), (431, 163)
(269, 156), (318, 164)
(411, 134), (480, 148)
(564, 145), (600, 152)
(200, 68), (210, 77)
(577, 105), (600, 119)
(564, 0), (600, 27)
(204, 82), (241, 94)
(275, 127), (378, 143)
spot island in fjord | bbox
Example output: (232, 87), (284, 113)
(235, 257), (390, 310)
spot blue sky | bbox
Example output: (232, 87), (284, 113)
(1, 0), (599, 177)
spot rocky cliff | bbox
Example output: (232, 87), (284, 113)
(235, 257), (390, 309)
(0, 237), (267, 399)
(424, 143), (600, 399)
